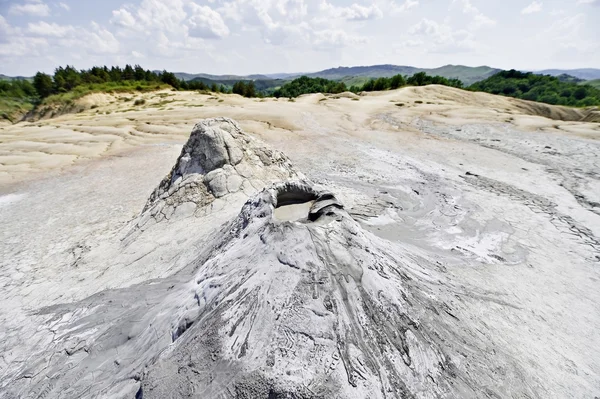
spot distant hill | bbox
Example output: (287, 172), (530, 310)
(0, 74), (32, 81)
(299, 64), (500, 86)
(424, 65), (500, 85)
(264, 72), (308, 79)
(582, 79), (600, 89)
(171, 64), (502, 86)
(555, 74), (586, 84)
(533, 69), (600, 81)
(189, 77), (284, 93)
(141, 66), (600, 87)
(306, 64), (419, 80)
(173, 72), (270, 81)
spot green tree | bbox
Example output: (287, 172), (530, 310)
(134, 65), (146, 81)
(123, 64), (135, 80)
(109, 66), (123, 82)
(373, 77), (389, 91)
(407, 72), (428, 86)
(33, 72), (54, 98)
(573, 87), (587, 101)
(232, 81), (246, 96)
(159, 71), (180, 89)
(389, 74), (406, 89)
(244, 81), (256, 97)
(53, 74), (66, 93)
(361, 79), (375, 92)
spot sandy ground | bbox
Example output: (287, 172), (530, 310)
(0, 86), (599, 398)
(1, 86), (598, 190)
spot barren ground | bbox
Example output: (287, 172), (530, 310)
(1, 86), (599, 398)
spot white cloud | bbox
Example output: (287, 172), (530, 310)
(85, 22), (121, 54)
(135, 0), (187, 34)
(522, 1), (543, 14)
(453, 0), (496, 29)
(319, 2), (383, 21)
(274, 0), (308, 20)
(454, 0), (477, 14)
(132, 50), (144, 58)
(0, 15), (12, 36)
(473, 13), (496, 28)
(28, 21), (75, 37)
(312, 29), (366, 49)
(217, 1), (245, 22)
(8, 1), (51, 16)
(408, 18), (477, 53)
(577, 0), (600, 4)
(59, 2), (70, 11)
(540, 13), (595, 52)
(110, 9), (137, 29)
(188, 4), (230, 39)
(394, 0), (419, 12)
(409, 18), (440, 36)
(0, 36), (48, 57)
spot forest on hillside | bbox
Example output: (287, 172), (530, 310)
(273, 72), (463, 98)
(469, 70), (600, 107)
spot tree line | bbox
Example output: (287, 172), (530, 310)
(274, 72), (463, 98)
(355, 72), (463, 92)
(29, 65), (226, 99)
(273, 76), (347, 98)
(2, 65), (598, 112)
(469, 70), (600, 107)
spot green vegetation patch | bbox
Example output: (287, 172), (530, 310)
(41, 81), (169, 106)
(274, 76), (347, 98)
(274, 73), (463, 99)
(469, 70), (600, 107)
(582, 79), (600, 90)
(0, 79), (36, 122)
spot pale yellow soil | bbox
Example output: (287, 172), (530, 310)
(1, 85), (598, 189)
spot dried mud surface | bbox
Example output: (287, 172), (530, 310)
(0, 87), (599, 398)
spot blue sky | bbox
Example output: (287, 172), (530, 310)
(0, 0), (598, 76)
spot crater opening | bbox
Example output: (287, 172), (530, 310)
(273, 186), (318, 222)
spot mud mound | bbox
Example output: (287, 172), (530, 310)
(330, 91), (360, 100)
(139, 117), (301, 224)
(136, 179), (518, 398)
(398, 85), (597, 122)
(511, 100), (595, 122)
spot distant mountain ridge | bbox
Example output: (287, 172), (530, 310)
(533, 69), (600, 80)
(4, 66), (600, 86)
(169, 64), (503, 86)
(0, 74), (32, 81)
(171, 65), (600, 88)
(171, 72), (271, 82)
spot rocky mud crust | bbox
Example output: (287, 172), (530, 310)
(1, 109), (599, 398)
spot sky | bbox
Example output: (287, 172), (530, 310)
(0, 0), (598, 76)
